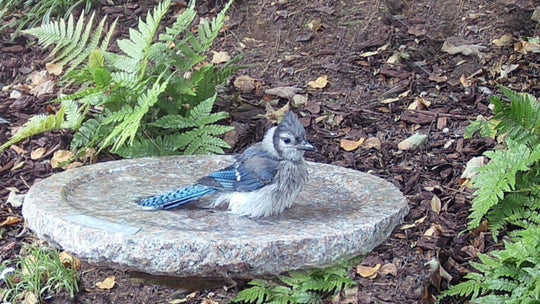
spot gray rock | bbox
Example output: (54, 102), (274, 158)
(23, 156), (408, 277)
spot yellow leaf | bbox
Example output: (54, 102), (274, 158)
(492, 34), (512, 47)
(30, 147), (46, 160)
(46, 62), (63, 76)
(265, 103), (291, 124)
(356, 263), (381, 278)
(211, 51), (231, 64)
(51, 150), (75, 169)
(307, 18), (322, 31)
(10, 145), (25, 154)
(59, 251), (82, 271)
(96, 276), (116, 290)
(340, 138), (365, 152)
(0, 216), (21, 227)
(308, 75), (328, 89)
(363, 137), (381, 150)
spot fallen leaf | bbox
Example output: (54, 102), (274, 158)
(360, 43), (389, 57)
(264, 103), (290, 123)
(64, 161), (84, 170)
(6, 190), (24, 208)
(10, 145), (25, 154)
(397, 133), (428, 150)
(265, 86), (302, 99)
(96, 276), (116, 290)
(211, 51), (230, 64)
(460, 156), (485, 180)
(308, 75), (328, 89)
(340, 138), (365, 152)
(357, 264), (381, 278)
(492, 34), (513, 47)
(51, 150), (75, 169)
(291, 94), (308, 107)
(378, 263), (398, 276)
(499, 63), (519, 79)
(0, 216), (21, 227)
(30, 147), (46, 160)
(22, 291), (38, 304)
(46, 62), (63, 76)
(59, 251), (82, 271)
(514, 39), (540, 54)
(30, 80), (55, 97)
(233, 75), (255, 93)
(441, 37), (486, 57)
(431, 195), (441, 214)
(11, 161), (25, 171)
(380, 97), (400, 104)
(307, 17), (322, 31)
(363, 137), (382, 150)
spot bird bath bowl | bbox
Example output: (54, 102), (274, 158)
(23, 156), (408, 277)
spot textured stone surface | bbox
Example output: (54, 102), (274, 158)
(23, 156), (409, 277)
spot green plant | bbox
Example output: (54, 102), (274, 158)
(465, 86), (540, 237)
(0, 0), (97, 39)
(1, 0), (240, 157)
(234, 266), (356, 304)
(0, 244), (79, 303)
(441, 86), (540, 303)
(441, 225), (540, 303)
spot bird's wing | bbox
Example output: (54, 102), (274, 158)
(198, 152), (280, 192)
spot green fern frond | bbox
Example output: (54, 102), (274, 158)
(159, 0), (197, 42)
(106, 0), (171, 79)
(23, 12), (116, 74)
(101, 73), (170, 152)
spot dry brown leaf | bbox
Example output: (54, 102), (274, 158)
(10, 145), (25, 154)
(307, 18), (322, 31)
(22, 291), (38, 304)
(30, 80), (55, 97)
(46, 62), (63, 76)
(30, 147), (46, 160)
(514, 40), (540, 54)
(0, 216), (21, 227)
(308, 75), (328, 89)
(59, 251), (82, 271)
(64, 161), (84, 170)
(461, 245), (480, 258)
(233, 75), (255, 93)
(96, 276), (116, 290)
(492, 34), (513, 47)
(357, 263), (381, 278)
(340, 138), (365, 152)
(431, 195), (441, 214)
(264, 103), (290, 123)
(265, 86), (302, 99)
(378, 263), (398, 276)
(211, 51), (231, 64)
(441, 37), (486, 57)
(363, 137), (382, 150)
(51, 150), (75, 169)
(460, 156), (485, 180)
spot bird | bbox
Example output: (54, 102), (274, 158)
(139, 111), (316, 218)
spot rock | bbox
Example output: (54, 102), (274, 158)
(23, 156), (408, 277)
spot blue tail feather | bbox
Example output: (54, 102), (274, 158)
(140, 184), (216, 210)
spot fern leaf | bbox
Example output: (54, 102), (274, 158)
(22, 12), (115, 74)
(159, 0), (197, 42)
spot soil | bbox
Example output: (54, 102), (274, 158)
(1, 0), (539, 303)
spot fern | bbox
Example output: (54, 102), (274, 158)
(442, 225), (540, 303)
(3, 0), (241, 158)
(22, 12), (117, 74)
(0, 100), (84, 152)
(234, 265), (356, 304)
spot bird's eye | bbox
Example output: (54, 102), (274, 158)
(283, 138), (292, 144)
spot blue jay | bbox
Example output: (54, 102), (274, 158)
(140, 111), (315, 217)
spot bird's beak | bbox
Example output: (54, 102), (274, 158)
(297, 141), (316, 152)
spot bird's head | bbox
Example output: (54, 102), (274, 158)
(272, 112), (316, 161)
